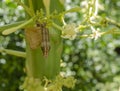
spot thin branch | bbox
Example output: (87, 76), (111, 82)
(28, 0), (35, 16)
(106, 17), (120, 28)
(14, 0), (33, 16)
(52, 22), (63, 31)
(0, 48), (26, 58)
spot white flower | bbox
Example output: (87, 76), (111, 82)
(91, 28), (101, 40)
(61, 23), (77, 40)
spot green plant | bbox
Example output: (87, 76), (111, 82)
(0, 0), (120, 91)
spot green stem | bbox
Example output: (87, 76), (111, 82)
(28, 0), (35, 16)
(43, 0), (50, 16)
(106, 17), (120, 28)
(15, 1), (65, 91)
(24, 0), (64, 80)
(0, 48), (26, 58)
(15, 0), (33, 16)
(52, 22), (63, 31)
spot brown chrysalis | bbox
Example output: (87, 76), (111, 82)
(25, 27), (41, 49)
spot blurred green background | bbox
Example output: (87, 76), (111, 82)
(0, 0), (120, 91)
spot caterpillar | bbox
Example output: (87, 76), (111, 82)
(36, 22), (50, 57)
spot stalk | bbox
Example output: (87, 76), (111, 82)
(19, 1), (75, 91)
(24, 0), (64, 80)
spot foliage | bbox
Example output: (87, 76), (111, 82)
(61, 0), (120, 91)
(0, 0), (120, 91)
(0, 0), (25, 91)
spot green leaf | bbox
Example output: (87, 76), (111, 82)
(0, 21), (24, 32)
(65, 7), (81, 13)
(2, 17), (34, 35)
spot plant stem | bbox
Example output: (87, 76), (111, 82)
(0, 48), (26, 58)
(106, 17), (120, 28)
(24, 0), (64, 79)
(52, 22), (63, 31)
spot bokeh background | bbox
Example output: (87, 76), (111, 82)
(0, 0), (120, 91)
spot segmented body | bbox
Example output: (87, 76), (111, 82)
(36, 22), (50, 57)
